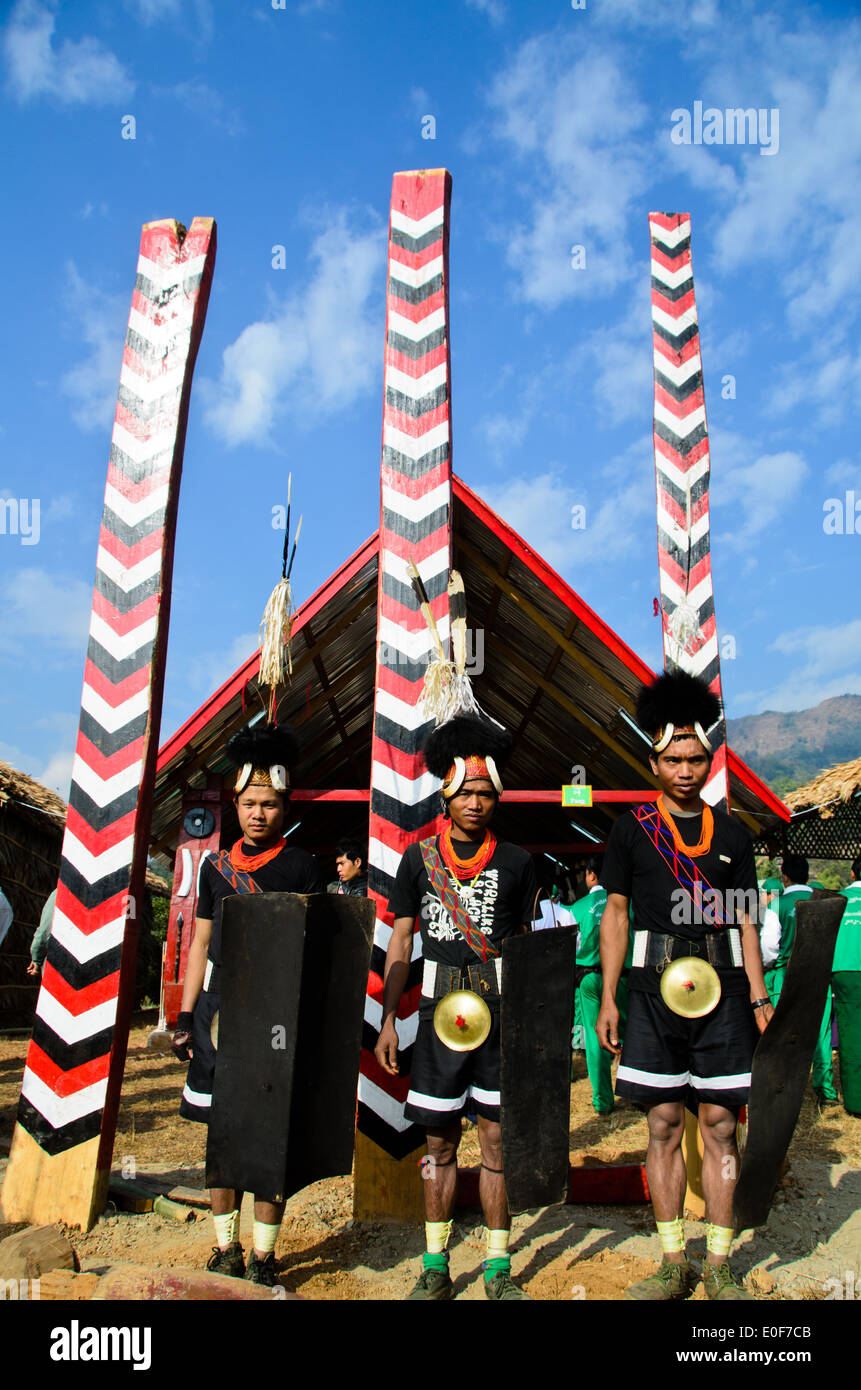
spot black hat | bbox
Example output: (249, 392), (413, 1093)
(227, 723), (299, 793)
(636, 670), (721, 753)
(423, 715), (512, 798)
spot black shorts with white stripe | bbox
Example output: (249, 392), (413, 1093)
(404, 1010), (501, 1128)
(179, 988), (218, 1123)
(615, 988), (758, 1109)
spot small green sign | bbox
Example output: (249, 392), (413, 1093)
(562, 784), (593, 808)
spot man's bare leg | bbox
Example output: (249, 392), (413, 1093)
(423, 1122), (461, 1221)
(644, 1101), (687, 1261)
(698, 1102), (740, 1261)
(476, 1116), (508, 1231)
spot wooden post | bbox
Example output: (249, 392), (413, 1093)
(355, 170), (454, 1221)
(0, 218), (216, 1231)
(648, 213), (729, 812)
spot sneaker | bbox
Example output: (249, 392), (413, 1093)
(406, 1266), (454, 1300)
(245, 1250), (279, 1287)
(624, 1259), (691, 1301)
(702, 1260), (754, 1301)
(484, 1269), (530, 1300)
(206, 1242), (245, 1278)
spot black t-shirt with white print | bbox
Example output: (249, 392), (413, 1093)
(600, 804), (757, 943)
(387, 836), (538, 968)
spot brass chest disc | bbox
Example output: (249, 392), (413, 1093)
(433, 989), (492, 1052)
(660, 956), (721, 1019)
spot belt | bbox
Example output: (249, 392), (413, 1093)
(422, 958), (502, 1000)
(632, 929), (743, 971)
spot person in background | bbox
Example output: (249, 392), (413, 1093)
(834, 856), (861, 1117)
(767, 854), (837, 1105)
(27, 887), (55, 976)
(573, 855), (630, 1115)
(334, 840), (368, 896)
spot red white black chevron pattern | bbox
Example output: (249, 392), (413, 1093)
(649, 212), (728, 812)
(16, 219), (216, 1157)
(358, 172), (453, 1158)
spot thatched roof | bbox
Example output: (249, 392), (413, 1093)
(0, 759), (66, 826)
(0, 759), (169, 896)
(784, 756), (861, 817)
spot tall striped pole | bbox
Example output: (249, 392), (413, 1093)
(354, 170), (454, 1221)
(1, 218), (216, 1230)
(649, 213), (729, 813)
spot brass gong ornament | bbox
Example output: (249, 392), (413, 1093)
(433, 990), (492, 1052)
(660, 957), (721, 1019)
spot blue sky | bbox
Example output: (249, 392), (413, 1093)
(1, 0), (860, 796)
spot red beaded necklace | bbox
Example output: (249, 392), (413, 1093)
(229, 837), (285, 872)
(439, 826), (497, 881)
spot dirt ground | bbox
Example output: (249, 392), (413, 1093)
(1, 1010), (860, 1301)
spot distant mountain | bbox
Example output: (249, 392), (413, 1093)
(727, 694), (861, 796)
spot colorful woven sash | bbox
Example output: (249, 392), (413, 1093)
(210, 851), (262, 897)
(419, 837), (499, 963)
(634, 802), (726, 929)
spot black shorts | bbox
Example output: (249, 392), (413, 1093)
(615, 988), (757, 1109)
(404, 1009), (501, 1127)
(179, 989), (218, 1124)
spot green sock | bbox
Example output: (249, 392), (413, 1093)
(423, 1251), (449, 1272)
(483, 1256), (510, 1281)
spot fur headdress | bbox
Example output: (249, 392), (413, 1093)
(227, 723), (299, 794)
(636, 670), (721, 754)
(423, 714), (512, 799)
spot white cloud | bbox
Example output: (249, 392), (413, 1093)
(484, 35), (651, 307)
(825, 459), (858, 488)
(752, 617), (861, 712)
(712, 449), (808, 547)
(1, 566), (91, 657)
(4, 0), (133, 104)
(185, 630), (259, 697)
(59, 263), (127, 433)
(769, 350), (861, 428)
(202, 210), (385, 448)
(465, 0), (506, 23)
(36, 749), (74, 799)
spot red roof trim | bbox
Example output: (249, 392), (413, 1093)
(156, 532), (379, 771)
(453, 475), (790, 823)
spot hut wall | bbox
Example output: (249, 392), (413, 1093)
(0, 803), (62, 1026)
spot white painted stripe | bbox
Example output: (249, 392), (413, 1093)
(651, 303), (698, 339)
(383, 421), (451, 462)
(378, 614), (450, 662)
(371, 913), (421, 960)
(89, 611), (157, 662)
(387, 307), (446, 343)
(357, 1074), (413, 1131)
(617, 1065), (690, 1088)
(385, 362), (447, 398)
(406, 1086), (469, 1113)
(371, 761), (439, 806)
(649, 218), (691, 248)
(389, 254), (444, 289)
(136, 250), (208, 288)
(96, 543), (163, 591)
(390, 205), (445, 239)
(119, 359), (185, 403)
(653, 348), (701, 388)
(650, 258), (693, 291)
(681, 636), (719, 676)
(127, 304), (193, 347)
(689, 1071), (751, 1091)
(104, 481), (169, 527)
(469, 1084), (500, 1106)
(657, 504), (710, 551)
(71, 754), (142, 809)
(182, 1083), (212, 1109)
(382, 547), (449, 590)
(81, 683), (151, 734)
(659, 573), (714, 615)
(22, 1069), (108, 1129)
(368, 837), (404, 882)
(654, 447), (710, 494)
(51, 910), (126, 964)
(374, 686), (428, 732)
(363, 995), (419, 1047)
(654, 400), (706, 439)
(35, 989), (119, 1045)
(62, 830), (134, 884)
(382, 479), (450, 524)
(110, 420), (176, 464)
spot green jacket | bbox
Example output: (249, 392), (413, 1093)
(775, 885), (813, 972)
(835, 883), (861, 972)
